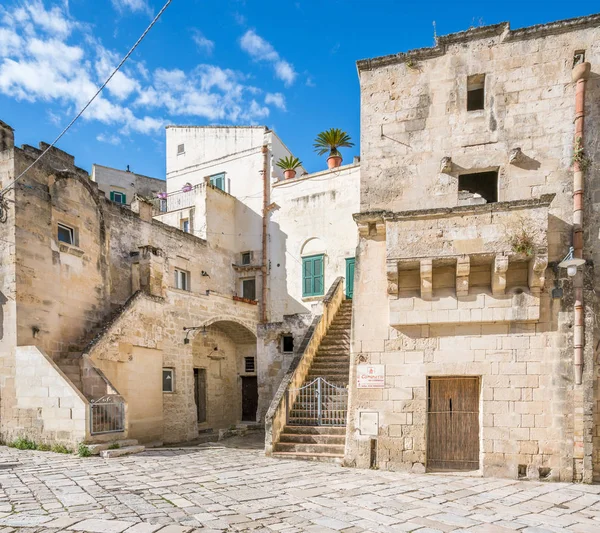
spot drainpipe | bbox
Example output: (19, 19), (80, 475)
(261, 144), (269, 323)
(572, 61), (590, 385)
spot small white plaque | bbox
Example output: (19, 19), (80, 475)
(359, 411), (379, 436)
(357, 364), (385, 388)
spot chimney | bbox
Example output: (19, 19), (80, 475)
(138, 245), (166, 298)
(0, 121), (14, 152)
(131, 195), (154, 222)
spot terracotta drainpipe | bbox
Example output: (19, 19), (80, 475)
(572, 61), (590, 385)
(261, 144), (269, 323)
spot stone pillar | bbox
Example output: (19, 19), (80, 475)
(491, 254), (508, 296)
(138, 246), (166, 298)
(420, 259), (432, 300)
(456, 255), (470, 298)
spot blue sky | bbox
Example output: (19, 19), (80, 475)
(0, 1), (596, 179)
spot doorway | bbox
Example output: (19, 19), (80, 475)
(241, 376), (258, 422)
(427, 376), (480, 471)
(345, 258), (355, 299)
(194, 368), (207, 424)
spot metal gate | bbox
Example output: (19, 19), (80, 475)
(287, 377), (348, 426)
(427, 376), (480, 471)
(90, 395), (125, 435)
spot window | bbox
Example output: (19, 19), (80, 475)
(282, 335), (294, 353)
(180, 218), (190, 233)
(242, 278), (256, 301)
(110, 191), (126, 204)
(162, 369), (174, 392)
(244, 357), (255, 373)
(241, 251), (252, 265)
(467, 74), (485, 111)
(458, 171), (498, 205)
(174, 269), (189, 291)
(209, 172), (227, 192)
(177, 144), (185, 155)
(302, 254), (324, 297)
(57, 223), (74, 245)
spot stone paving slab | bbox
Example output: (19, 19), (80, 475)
(0, 444), (599, 532)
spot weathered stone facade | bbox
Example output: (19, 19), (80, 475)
(346, 15), (600, 482)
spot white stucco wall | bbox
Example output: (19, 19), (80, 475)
(268, 163), (361, 322)
(91, 164), (164, 204)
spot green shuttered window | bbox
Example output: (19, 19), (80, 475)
(302, 254), (324, 297)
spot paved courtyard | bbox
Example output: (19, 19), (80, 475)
(0, 438), (599, 533)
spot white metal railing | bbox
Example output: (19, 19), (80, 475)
(90, 395), (125, 435)
(153, 186), (198, 213)
(287, 377), (348, 426)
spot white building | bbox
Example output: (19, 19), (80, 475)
(91, 164), (165, 206)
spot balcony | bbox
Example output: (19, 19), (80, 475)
(367, 195), (554, 326)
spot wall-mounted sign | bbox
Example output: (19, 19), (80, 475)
(357, 364), (385, 388)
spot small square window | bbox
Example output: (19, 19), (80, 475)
(177, 144), (185, 155)
(282, 335), (294, 353)
(467, 74), (485, 111)
(57, 223), (74, 245)
(244, 357), (255, 373)
(458, 171), (498, 205)
(174, 269), (189, 291)
(163, 368), (174, 392)
(242, 278), (256, 300)
(110, 191), (126, 204)
(241, 252), (252, 265)
(180, 218), (190, 233)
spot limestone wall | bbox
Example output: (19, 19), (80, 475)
(350, 18), (600, 481)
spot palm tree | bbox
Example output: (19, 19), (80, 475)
(313, 128), (354, 159)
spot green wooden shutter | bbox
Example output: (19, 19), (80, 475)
(313, 256), (324, 295)
(302, 254), (324, 297)
(303, 257), (313, 296)
(110, 191), (115, 201)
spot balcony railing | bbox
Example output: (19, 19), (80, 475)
(153, 186), (199, 214)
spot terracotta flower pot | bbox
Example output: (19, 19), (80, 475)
(327, 155), (342, 169)
(284, 169), (297, 180)
(572, 62), (591, 82)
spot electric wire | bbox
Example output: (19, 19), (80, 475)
(0, 0), (173, 198)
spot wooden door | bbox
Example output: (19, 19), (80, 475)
(427, 376), (480, 471)
(194, 368), (207, 424)
(345, 258), (355, 299)
(241, 376), (258, 422)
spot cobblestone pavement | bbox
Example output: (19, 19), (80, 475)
(0, 441), (599, 533)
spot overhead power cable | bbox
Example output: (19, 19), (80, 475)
(0, 0), (173, 198)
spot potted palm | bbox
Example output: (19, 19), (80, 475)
(276, 156), (302, 179)
(314, 128), (354, 169)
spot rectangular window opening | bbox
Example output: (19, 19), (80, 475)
(241, 251), (252, 265)
(467, 74), (485, 111)
(180, 218), (190, 233)
(177, 144), (185, 155)
(282, 335), (294, 353)
(244, 357), (255, 373)
(209, 172), (227, 192)
(163, 368), (174, 392)
(458, 171), (498, 205)
(302, 254), (325, 297)
(174, 269), (189, 291)
(110, 191), (126, 204)
(57, 223), (74, 245)
(242, 278), (256, 300)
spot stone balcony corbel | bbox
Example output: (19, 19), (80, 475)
(354, 213), (386, 239)
(386, 260), (398, 297)
(456, 255), (470, 298)
(491, 254), (509, 296)
(420, 259), (433, 300)
(528, 254), (548, 295)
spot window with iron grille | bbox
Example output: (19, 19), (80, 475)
(242, 278), (256, 300)
(244, 357), (255, 373)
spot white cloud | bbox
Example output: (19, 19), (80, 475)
(239, 29), (297, 86)
(111, 0), (152, 16)
(0, 1), (287, 137)
(97, 133), (120, 145)
(191, 30), (214, 55)
(265, 92), (285, 111)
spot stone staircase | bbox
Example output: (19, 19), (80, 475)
(272, 299), (352, 463)
(57, 352), (83, 392)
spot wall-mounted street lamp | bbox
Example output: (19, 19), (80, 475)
(183, 325), (208, 344)
(557, 246), (586, 277)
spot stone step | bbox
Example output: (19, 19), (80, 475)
(86, 439), (140, 455)
(100, 445), (145, 459)
(283, 425), (346, 435)
(318, 343), (349, 350)
(274, 442), (345, 455)
(313, 354), (350, 361)
(272, 451), (344, 464)
(279, 433), (345, 445)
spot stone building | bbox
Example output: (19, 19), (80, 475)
(0, 121), (259, 447)
(91, 164), (165, 206)
(345, 15), (600, 482)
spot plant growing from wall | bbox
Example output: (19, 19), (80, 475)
(509, 228), (536, 256)
(276, 156), (302, 180)
(572, 136), (591, 173)
(313, 128), (354, 169)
